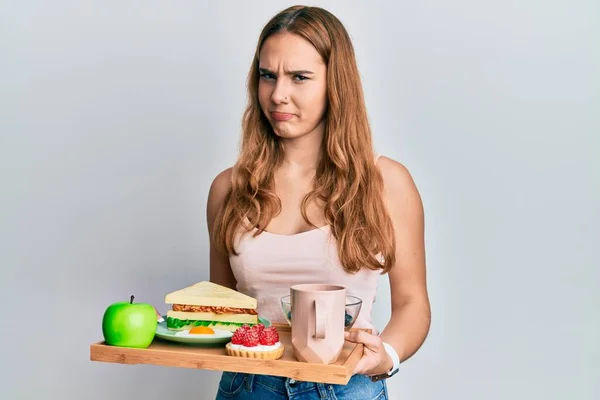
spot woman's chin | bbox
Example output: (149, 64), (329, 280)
(272, 127), (319, 141)
(272, 128), (299, 139)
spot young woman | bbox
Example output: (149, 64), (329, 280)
(208, 5), (431, 399)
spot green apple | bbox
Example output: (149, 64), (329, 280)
(102, 295), (157, 348)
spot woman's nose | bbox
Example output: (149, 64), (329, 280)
(271, 81), (291, 104)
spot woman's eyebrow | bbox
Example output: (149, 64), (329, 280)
(259, 67), (315, 75)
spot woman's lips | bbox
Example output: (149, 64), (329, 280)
(271, 112), (295, 121)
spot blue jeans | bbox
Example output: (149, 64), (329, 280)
(215, 372), (388, 399)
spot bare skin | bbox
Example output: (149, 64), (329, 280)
(208, 32), (430, 376)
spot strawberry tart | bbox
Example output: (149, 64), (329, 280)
(225, 324), (284, 360)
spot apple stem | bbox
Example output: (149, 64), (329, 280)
(130, 295), (134, 304)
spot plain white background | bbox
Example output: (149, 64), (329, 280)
(1, 1), (598, 399)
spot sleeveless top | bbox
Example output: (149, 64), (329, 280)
(228, 155), (384, 333)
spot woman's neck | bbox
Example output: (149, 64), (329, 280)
(280, 122), (325, 173)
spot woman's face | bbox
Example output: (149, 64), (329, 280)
(258, 32), (328, 140)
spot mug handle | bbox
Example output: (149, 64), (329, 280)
(314, 299), (327, 339)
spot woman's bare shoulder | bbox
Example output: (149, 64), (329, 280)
(210, 167), (233, 194)
(375, 156), (423, 215)
(207, 167), (234, 214)
(376, 156), (418, 192)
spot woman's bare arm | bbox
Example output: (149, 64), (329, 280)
(378, 157), (431, 363)
(206, 167), (237, 290)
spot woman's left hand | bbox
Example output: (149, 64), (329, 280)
(344, 330), (394, 376)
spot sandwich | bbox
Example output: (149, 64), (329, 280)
(164, 281), (259, 332)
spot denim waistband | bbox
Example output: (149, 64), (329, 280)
(216, 371), (388, 399)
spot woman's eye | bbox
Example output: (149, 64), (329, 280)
(259, 73), (308, 81)
(260, 73), (275, 80)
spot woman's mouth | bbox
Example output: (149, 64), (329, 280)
(271, 112), (295, 121)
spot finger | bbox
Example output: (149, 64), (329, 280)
(353, 356), (369, 375)
(345, 330), (381, 351)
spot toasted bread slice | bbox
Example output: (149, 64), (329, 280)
(165, 281), (257, 309)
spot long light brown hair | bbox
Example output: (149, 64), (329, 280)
(213, 5), (396, 274)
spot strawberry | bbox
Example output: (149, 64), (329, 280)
(231, 328), (247, 345)
(259, 326), (279, 346)
(242, 328), (260, 347)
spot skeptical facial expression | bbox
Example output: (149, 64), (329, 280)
(258, 33), (328, 140)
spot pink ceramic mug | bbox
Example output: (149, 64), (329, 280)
(290, 284), (346, 364)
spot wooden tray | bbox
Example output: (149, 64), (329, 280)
(90, 323), (367, 385)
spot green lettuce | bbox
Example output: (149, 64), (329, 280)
(166, 316), (250, 329)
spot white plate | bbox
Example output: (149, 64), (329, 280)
(154, 316), (270, 345)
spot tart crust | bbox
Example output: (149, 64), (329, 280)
(225, 342), (285, 360)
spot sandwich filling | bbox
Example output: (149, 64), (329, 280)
(166, 306), (259, 331)
(172, 304), (258, 315)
